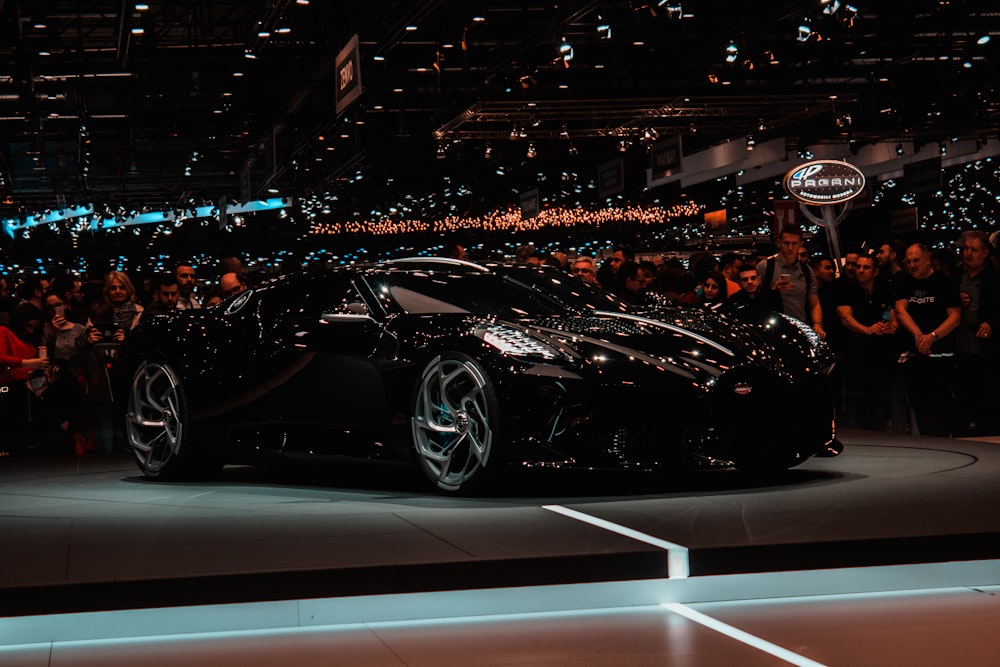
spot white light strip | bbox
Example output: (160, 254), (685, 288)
(662, 602), (829, 667)
(542, 505), (689, 578)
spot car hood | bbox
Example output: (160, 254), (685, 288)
(508, 309), (787, 384)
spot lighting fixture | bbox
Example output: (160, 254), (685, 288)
(526, 143), (537, 158)
(822, 0), (842, 15)
(939, 142), (947, 156)
(725, 42), (738, 63)
(568, 143), (579, 156)
(559, 38), (574, 63)
(436, 143), (446, 159)
(896, 143), (904, 157)
(977, 35), (991, 45)
(797, 24), (813, 42)
(484, 144), (493, 158)
(597, 21), (611, 39)
(746, 135), (756, 151)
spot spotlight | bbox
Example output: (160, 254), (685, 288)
(757, 118), (766, 131)
(436, 143), (446, 159)
(797, 24), (813, 42)
(484, 144), (493, 158)
(896, 143), (904, 157)
(746, 134), (756, 151)
(939, 142), (947, 155)
(559, 38), (574, 63)
(568, 143), (579, 156)
(596, 18), (611, 39)
(526, 143), (537, 158)
(725, 42), (738, 63)
(822, 0), (842, 15)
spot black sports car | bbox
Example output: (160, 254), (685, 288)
(120, 259), (837, 493)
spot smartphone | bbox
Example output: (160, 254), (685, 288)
(54, 305), (65, 319)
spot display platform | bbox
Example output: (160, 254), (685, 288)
(1, 429), (999, 617)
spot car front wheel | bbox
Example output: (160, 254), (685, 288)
(411, 353), (500, 493)
(125, 361), (209, 479)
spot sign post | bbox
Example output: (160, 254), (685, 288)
(781, 160), (866, 274)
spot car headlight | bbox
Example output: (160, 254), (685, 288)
(480, 324), (563, 360)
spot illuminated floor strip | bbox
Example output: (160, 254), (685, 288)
(662, 602), (828, 667)
(541, 504), (690, 578)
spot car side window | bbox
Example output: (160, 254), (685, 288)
(259, 274), (368, 328)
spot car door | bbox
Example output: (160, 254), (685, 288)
(253, 272), (395, 458)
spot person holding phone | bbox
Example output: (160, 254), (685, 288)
(756, 224), (824, 338)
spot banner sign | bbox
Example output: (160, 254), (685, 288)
(649, 136), (683, 181)
(519, 188), (540, 219)
(782, 160), (866, 205)
(704, 208), (727, 235)
(597, 157), (624, 199)
(335, 34), (362, 116)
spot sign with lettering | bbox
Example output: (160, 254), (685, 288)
(335, 34), (362, 115)
(649, 136), (683, 181)
(782, 160), (866, 205)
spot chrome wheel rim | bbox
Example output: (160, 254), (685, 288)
(412, 356), (493, 491)
(126, 362), (183, 474)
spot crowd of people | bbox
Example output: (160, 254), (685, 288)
(0, 258), (249, 457)
(534, 225), (998, 439)
(3, 229), (997, 459)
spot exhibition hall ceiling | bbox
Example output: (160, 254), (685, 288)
(1, 0), (997, 215)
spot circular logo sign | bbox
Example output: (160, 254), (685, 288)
(782, 160), (866, 205)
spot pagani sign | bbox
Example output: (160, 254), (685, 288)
(782, 160), (866, 205)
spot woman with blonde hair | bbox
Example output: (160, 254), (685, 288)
(87, 271), (144, 343)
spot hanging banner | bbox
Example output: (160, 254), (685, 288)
(704, 208), (727, 235)
(648, 136), (683, 183)
(597, 157), (624, 199)
(335, 34), (362, 116)
(519, 188), (540, 219)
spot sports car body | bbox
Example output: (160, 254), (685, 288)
(121, 259), (837, 493)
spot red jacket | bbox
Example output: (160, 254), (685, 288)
(0, 326), (37, 383)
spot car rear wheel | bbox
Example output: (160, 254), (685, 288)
(411, 353), (500, 493)
(125, 361), (214, 479)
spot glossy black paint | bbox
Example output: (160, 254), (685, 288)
(120, 261), (836, 483)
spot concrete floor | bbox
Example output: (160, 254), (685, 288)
(2, 428), (999, 665)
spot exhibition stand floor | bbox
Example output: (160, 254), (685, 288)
(2, 429), (999, 665)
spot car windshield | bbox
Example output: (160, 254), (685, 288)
(365, 270), (567, 318)
(497, 266), (630, 313)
